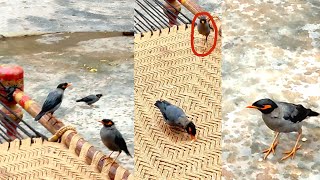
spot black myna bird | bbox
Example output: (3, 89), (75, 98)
(154, 99), (197, 141)
(35, 83), (72, 122)
(197, 16), (213, 43)
(99, 119), (132, 163)
(247, 98), (319, 160)
(76, 94), (102, 105)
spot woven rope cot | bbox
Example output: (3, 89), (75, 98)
(134, 23), (222, 179)
(0, 137), (132, 180)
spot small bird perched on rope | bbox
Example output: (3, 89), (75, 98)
(197, 16), (213, 43)
(35, 83), (72, 123)
(154, 99), (197, 141)
(247, 98), (319, 160)
(76, 94), (102, 106)
(99, 119), (132, 164)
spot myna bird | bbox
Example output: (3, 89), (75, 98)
(35, 83), (72, 122)
(197, 16), (213, 43)
(76, 94), (102, 105)
(99, 119), (132, 163)
(247, 98), (319, 160)
(154, 99), (197, 141)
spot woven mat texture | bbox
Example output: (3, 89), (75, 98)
(134, 24), (222, 179)
(0, 138), (109, 180)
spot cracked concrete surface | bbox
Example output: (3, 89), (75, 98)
(0, 0), (134, 37)
(222, 0), (320, 179)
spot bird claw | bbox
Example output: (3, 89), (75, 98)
(262, 140), (278, 160)
(281, 144), (301, 161)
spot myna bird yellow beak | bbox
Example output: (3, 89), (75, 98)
(246, 105), (258, 109)
(191, 135), (197, 141)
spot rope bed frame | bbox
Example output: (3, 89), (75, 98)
(134, 22), (222, 179)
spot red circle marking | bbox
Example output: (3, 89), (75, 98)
(191, 12), (218, 57)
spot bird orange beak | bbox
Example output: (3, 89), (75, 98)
(98, 120), (103, 124)
(246, 105), (258, 109)
(191, 135), (197, 141)
(67, 83), (72, 88)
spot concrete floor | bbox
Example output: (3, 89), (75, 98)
(0, 0), (134, 37)
(0, 32), (134, 172)
(222, 0), (320, 179)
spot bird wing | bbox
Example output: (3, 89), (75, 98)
(165, 105), (186, 123)
(155, 100), (172, 120)
(41, 90), (63, 113)
(115, 133), (131, 157)
(278, 102), (309, 123)
(79, 95), (96, 102)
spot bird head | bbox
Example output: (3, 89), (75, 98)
(99, 119), (114, 127)
(57, 83), (72, 90)
(185, 122), (197, 141)
(96, 94), (103, 98)
(199, 16), (207, 24)
(246, 98), (278, 114)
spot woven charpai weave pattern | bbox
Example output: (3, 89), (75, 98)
(134, 24), (222, 179)
(0, 138), (128, 180)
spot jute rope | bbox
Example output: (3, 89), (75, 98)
(0, 137), (133, 180)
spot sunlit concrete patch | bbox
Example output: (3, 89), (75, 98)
(0, 0), (134, 37)
(222, 0), (319, 179)
(0, 32), (134, 172)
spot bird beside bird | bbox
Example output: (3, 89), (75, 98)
(154, 99), (197, 141)
(35, 82), (72, 123)
(76, 94), (103, 105)
(247, 98), (319, 160)
(99, 119), (132, 163)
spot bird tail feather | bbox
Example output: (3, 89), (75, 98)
(76, 98), (83, 102)
(35, 111), (45, 121)
(124, 149), (132, 157)
(154, 100), (165, 112)
(308, 109), (319, 117)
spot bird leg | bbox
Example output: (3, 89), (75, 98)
(46, 112), (53, 121)
(202, 36), (208, 53)
(113, 152), (121, 162)
(101, 151), (114, 161)
(263, 132), (280, 160)
(46, 112), (62, 124)
(109, 152), (121, 166)
(108, 151), (114, 158)
(281, 131), (302, 161)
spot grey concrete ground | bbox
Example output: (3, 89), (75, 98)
(222, 0), (320, 179)
(0, 33), (134, 172)
(0, 0), (134, 37)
